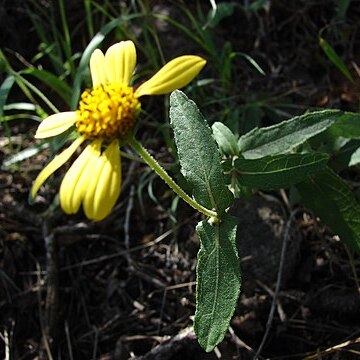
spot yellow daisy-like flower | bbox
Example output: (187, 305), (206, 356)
(31, 40), (206, 221)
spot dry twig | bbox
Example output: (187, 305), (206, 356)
(254, 209), (302, 359)
(133, 326), (196, 360)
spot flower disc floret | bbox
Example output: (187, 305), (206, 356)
(76, 83), (141, 139)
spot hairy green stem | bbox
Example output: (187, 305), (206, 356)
(128, 137), (218, 220)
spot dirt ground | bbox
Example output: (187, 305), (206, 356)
(1, 1), (360, 359)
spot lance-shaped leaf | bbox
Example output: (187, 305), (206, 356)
(170, 90), (233, 213)
(2, 142), (49, 169)
(325, 111), (360, 138)
(234, 153), (328, 190)
(0, 75), (16, 120)
(212, 122), (239, 156)
(297, 168), (360, 254)
(206, 2), (237, 29)
(195, 214), (240, 352)
(238, 110), (342, 159)
(329, 139), (360, 170)
(320, 37), (354, 83)
(22, 69), (72, 104)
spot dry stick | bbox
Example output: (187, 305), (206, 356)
(123, 185), (142, 277)
(122, 186), (166, 286)
(228, 326), (263, 359)
(135, 326), (197, 360)
(59, 211), (197, 271)
(124, 185), (135, 254)
(158, 288), (168, 334)
(92, 327), (99, 360)
(61, 227), (175, 270)
(36, 260), (53, 360)
(303, 336), (360, 360)
(43, 219), (59, 357)
(254, 209), (301, 359)
(4, 328), (9, 360)
(64, 320), (74, 360)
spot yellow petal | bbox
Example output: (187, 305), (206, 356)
(31, 136), (85, 199)
(135, 56), (206, 97)
(83, 139), (121, 221)
(59, 140), (102, 214)
(90, 49), (107, 86)
(82, 155), (104, 220)
(35, 112), (77, 139)
(105, 41), (137, 85)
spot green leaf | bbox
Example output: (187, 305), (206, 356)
(246, 0), (268, 12)
(325, 111), (360, 138)
(212, 122), (239, 156)
(3, 102), (39, 112)
(22, 69), (72, 104)
(0, 56), (6, 74)
(329, 139), (360, 170)
(320, 37), (354, 83)
(240, 103), (264, 135)
(309, 111), (360, 170)
(238, 110), (342, 159)
(297, 168), (360, 253)
(194, 214), (240, 352)
(206, 2), (237, 29)
(234, 153), (329, 190)
(235, 52), (266, 75)
(348, 147), (360, 167)
(2, 142), (49, 169)
(0, 75), (16, 120)
(336, 0), (352, 18)
(170, 90), (233, 214)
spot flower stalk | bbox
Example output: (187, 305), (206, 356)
(128, 137), (218, 220)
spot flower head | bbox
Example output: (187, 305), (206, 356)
(31, 40), (206, 221)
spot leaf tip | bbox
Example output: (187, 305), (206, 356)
(170, 89), (186, 104)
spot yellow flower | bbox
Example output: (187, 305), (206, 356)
(31, 40), (206, 221)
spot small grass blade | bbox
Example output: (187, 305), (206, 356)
(320, 37), (354, 83)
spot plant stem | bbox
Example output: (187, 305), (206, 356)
(128, 137), (218, 220)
